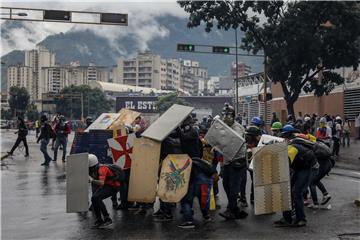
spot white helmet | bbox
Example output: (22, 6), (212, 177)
(304, 116), (311, 122)
(320, 117), (326, 124)
(214, 115), (220, 120)
(88, 154), (99, 167)
(335, 116), (342, 121)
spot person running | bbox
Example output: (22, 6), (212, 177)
(7, 116), (29, 157)
(274, 125), (316, 227)
(88, 154), (121, 228)
(53, 115), (71, 162)
(37, 115), (53, 166)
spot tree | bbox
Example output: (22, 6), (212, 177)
(26, 103), (39, 121)
(155, 92), (190, 114)
(179, 1), (360, 116)
(1, 108), (13, 120)
(8, 86), (30, 118)
(55, 85), (114, 119)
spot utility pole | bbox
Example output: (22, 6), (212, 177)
(263, 54), (267, 125)
(235, 28), (239, 115)
(81, 93), (84, 121)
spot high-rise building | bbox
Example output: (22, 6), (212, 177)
(231, 62), (251, 79)
(112, 52), (180, 90)
(180, 60), (208, 96)
(24, 45), (56, 99)
(7, 65), (33, 98)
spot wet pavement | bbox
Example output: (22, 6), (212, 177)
(1, 129), (360, 240)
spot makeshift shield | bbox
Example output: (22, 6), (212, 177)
(204, 119), (245, 162)
(128, 137), (161, 203)
(257, 134), (285, 147)
(108, 108), (141, 130)
(66, 153), (88, 213)
(107, 134), (135, 169)
(85, 113), (120, 132)
(253, 142), (291, 215)
(141, 104), (194, 141)
(158, 154), (192, 203)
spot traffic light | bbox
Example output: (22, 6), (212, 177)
(44, 10), (71, 21)
(177, 44), (195, 52)
(212, 46), (230, 54)
(100, 13), (127, 25)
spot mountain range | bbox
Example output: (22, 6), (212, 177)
(1, 15), (263, 91)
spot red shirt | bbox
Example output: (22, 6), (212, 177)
(98, 165), (121, 188)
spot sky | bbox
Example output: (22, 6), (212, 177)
(0, 0), (188, 55)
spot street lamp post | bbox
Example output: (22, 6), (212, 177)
(235, 28), (239, 115)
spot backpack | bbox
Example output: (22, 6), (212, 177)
(104, 164), (125, 182)
(291, 137), (331, 160)
(192, 157), (217, 177)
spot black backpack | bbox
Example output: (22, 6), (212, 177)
(104, 164), (125, 182)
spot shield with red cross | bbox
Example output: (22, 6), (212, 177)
(107, 134), (135, 169)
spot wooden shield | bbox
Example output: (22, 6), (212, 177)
(253, 142), (291, 215)
(128, 137), (161, 203)
(158, 154), (192, 203)
(107, 134), (135, 169)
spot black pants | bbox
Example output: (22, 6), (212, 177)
(91, 185), (119, 221)
(119, 169), (131, 206)
(10, 136), (29, 155)
(223, 164), (242, 213)
(332, 138), (340, 156)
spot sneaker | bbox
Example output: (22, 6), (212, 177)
(219, 210), (236, 220)
(52, 158), (57, 161)
(239, 198), (248, 208)
(99, 217), (112, 228)
(177, 221), (195, 229)
(25, 154), (29, 157)
(292, 220), (307, 227)
(62, 158), (66, 162)
(153, 214), (174, 222)
(152, 210), (164, 217)
(321, 194), (331, 205)
(234, 210), (248, 219)
(92, 219), (104, 228)
(274, 218), (292, 227)
(203, 215), (213, 223)
(41, 162), (49, 166)
(307, 203), (319, 209)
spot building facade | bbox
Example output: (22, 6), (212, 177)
(180, 59), (208, 96)
(112, 52), (181, 91)
(231, 62), (251, 79)
(7, 65), (34, 98)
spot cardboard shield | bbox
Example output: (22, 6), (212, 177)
(85, 113), (120, 132)
(108, 108), (141, 130)
(253, 142), (291, 215)
(142, 104), (194, 141)
(204, 119), (246, 162)
(66, 153), (88, 213)
(158, 154), (192, 203)
(107, 134), (135, 169)
(128, 137), (161, 203)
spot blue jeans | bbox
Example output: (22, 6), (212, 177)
(40, 139), (51, 164)
(180, 182), (212, 222)
(283, 168), (311, 223)
(223, 164), (242, 213)
(54, 136), (67, 161)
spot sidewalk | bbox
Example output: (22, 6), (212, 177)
(336, 137), (360, 171)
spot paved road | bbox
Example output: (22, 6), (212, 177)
(1, 130), (360, 240)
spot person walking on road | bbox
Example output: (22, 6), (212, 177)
(7, 116), (29, 157)
(53, 115), (71, 162)
(355, 113), (360, 140)
(342, 117), (351, 147)
(37, 115), (53, 166)
(35, 119), (40, 138)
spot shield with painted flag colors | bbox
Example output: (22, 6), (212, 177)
(107, 134), (135, 169)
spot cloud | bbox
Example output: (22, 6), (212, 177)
(0, 1), (187, 56)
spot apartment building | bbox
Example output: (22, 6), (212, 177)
(7, 65), (33, 97)
(180, 60), (208, 96)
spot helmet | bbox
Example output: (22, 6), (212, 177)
(88, 154), (99, 167)
(335, 116), (342, 121)
(245, 126), (262, 136)
(304, 116), (311, 122)
(319, 117), (326, 124)
(281, 124), (296, 134)
(40, 115), (48, 122)
(59, 115), (65, 122)
(251, 116), (262, 126)
(271, 121), (283, 130)
(214, 115), (220, 120)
